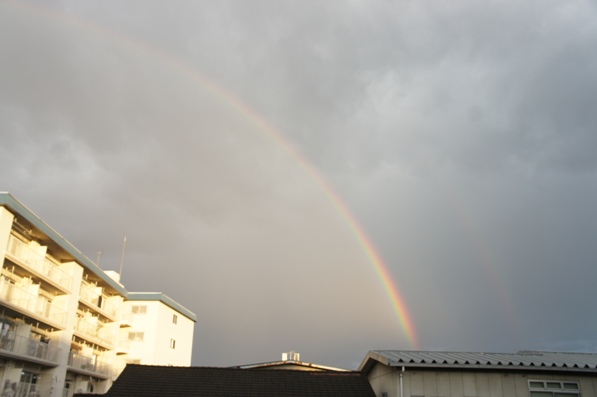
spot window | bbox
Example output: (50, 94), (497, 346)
(63, 380), (72, 397)
(128, 332), (144, 341)
(19, 371), (39, 397)
(529, 380), (580, 397)
(131, 305), (147, 314)
(173, 314), (178, 324)
(170, 339), (176, 349)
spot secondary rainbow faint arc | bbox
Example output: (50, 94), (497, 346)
(13, 0), (419, 348)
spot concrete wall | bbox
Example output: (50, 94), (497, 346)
(123, 300), (194, 366)
(154, 301), (194, 366)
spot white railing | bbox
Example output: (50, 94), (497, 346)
(17, 382), (39, 397)
(68, 351), (111, 376)
(6, 235), (73, 291)
(0, 332), (61, 363)
(120, 311), (134, 326)
(79, 283), (118, 318)
(74, 316), (115, 348)
(0, 276), (67, 327)
(116, 338), (130, 353)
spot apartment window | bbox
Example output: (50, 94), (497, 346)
(170, 339), (176, 349)
(19, 371), (39, 397)
(128, 332), (144, 341)
(173, 314), (178, 324)
(131, 305), (147, 314)
(529, 380), (580, 397)
(63, 380), (72, 397)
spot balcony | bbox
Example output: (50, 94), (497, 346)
(68, 351), (111, 378)
(79, 283), (118, 320)
(0, 332), (61, 365)
(119, 311), (133, 327)
(0, 276), (67, 328)
(74, 316), (115, 349)
(5, 235), (73, 293)
(116, 339), (130, 354)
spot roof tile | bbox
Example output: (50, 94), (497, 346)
(98, 365), (376, 397)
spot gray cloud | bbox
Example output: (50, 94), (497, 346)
(1, 0), (596, 368)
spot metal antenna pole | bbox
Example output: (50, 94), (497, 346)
(119, 236), (127, 277)
(96, 250), (102, 267)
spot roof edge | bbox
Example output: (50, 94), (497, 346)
(127, 292), (197, 322)
(359, 350), (597, 374)
(0, 193), (196, 324)
(232, 360), (350, 372)
(0, 192), (128, 295)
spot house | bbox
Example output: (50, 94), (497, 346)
(359, 350), (597, 397)
(95, 364), (376, 397)
(0, 193), (196, 396)
(232, 351), (350, 372)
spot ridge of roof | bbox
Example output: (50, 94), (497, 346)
(232, 360), (350, 372)
(103, 365), (374, 397)
(359, 350), (597, 373)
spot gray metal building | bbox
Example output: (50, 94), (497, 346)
(360, 350), (597, 397)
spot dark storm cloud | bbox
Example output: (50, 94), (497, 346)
(1, 0), (596, 368)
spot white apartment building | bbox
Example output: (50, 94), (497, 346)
(121, 293), (195, 367)
(0, 193), (196, 397)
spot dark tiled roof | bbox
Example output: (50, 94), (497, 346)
(102, 365), (376, 397)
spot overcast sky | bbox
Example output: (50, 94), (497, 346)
(1, 0), (596, 369)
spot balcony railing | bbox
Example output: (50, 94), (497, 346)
(68, 351), (111, 377)
(6, 235), (73, 291)
(0, 276), (67, 328)
(116, 338), (130, 353)
(74, 316), (115, 348)
(0, 332), (61, 363)
(79, 283), (118, 319)
(16, 382), (40, 397)
(120, 311), (134, 327)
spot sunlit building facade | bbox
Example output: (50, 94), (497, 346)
(121, 294), (195, 367)
(0, 193), (196, 397)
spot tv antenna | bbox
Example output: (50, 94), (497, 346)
(119, 236), (127, 277)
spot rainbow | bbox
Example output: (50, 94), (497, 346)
(8, 0), (419, 348)
(431, 175), (519, 337)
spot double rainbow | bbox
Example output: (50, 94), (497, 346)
(9, 0), (419, 348)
